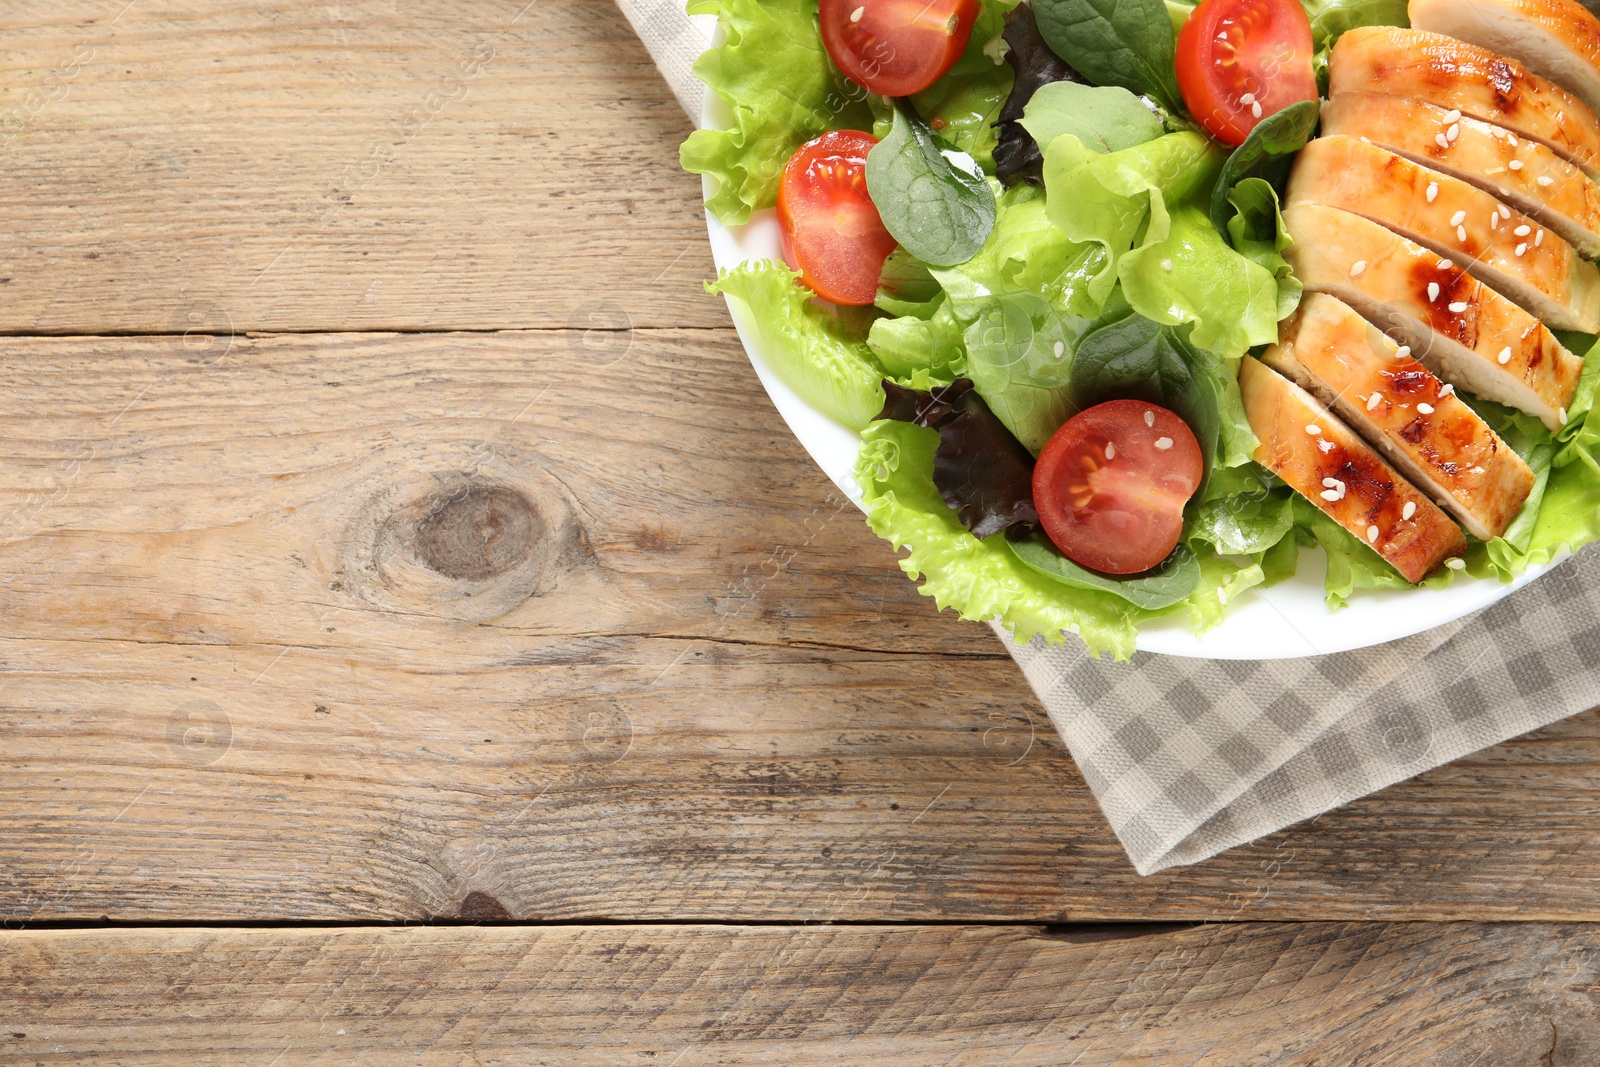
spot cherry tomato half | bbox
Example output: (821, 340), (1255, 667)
(819, 0), (980, 98)
(1175, 0), (1318, 147)
(1032, 400), (1204, 576)
(777, 130), (898, 306)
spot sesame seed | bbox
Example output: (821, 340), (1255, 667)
(1457, 225), (1468, 241)
(1536, 229), (1544, 246)
(1144, 410), (1154, 427)
(1451, 210), (1467, 226)
(1508, 159), (1524, 170)
(1498, 346), (1513, 364)
(1443, 109), (1462, 123)
(1516, 243), (1528, 256)
(1514, 224), (1531, 236)
(1367, 392), (1382, 411)
(1418, 402), (1434, 413)
(1437, 259), (1453, 270)
(1441, 383), (1455, 396)
(1436, 133), (1451, 149)
(1367, 525), (1380, 543)
(1508, 133), (1519, 147)
(1306, 424), (1321, 435)
(1105, 442), (1115, 460)
(1500, 205), (1512, 219)
(1426, 182), (1440, 202)
(1428, 282), (1441, 301)
(1491, 213), (1501, 230)
(1321, 489), (1341, 502)
(1447, 123), (1460, 142)
(1318, 439), (1334, 453)
(1251, 101), (1262, 119)
(1240, 92), (1255, 105)
(1447, 557), (1466, 570)
(1561, 407), (1569, 425)
(1448, 301), (1468, 312)
(1154, 437), (1173, 451)
(1322, 477), (1339, 489)
(1396, 345), (1412, 358)
(1350, 259), (1367, 276)
(1053, 341), (1065, 357)
(1403, 502), (1417, 520)
(1538, 175), (1555, 186)
(1360, 135), (1371, 143)
(851, 5), (865, 19)
(1217, 588), (1229, 605)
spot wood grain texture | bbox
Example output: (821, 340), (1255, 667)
(0, 329), (1598, 924)
(0, 0), (719, 331)
(2, 922), (1597, 1065)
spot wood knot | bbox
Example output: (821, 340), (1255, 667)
(414, 486), (536, 581)
(458, 891), (512, 921)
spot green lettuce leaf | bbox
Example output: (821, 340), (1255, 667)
(1224, 177), (1303, 322)
(867, 298), (966, 381)
(1019, 82), (1165, 157)
(855, 419), (1140, 659)
(1042, 131), (1282, 358)
(682, 0), (873, 225)
(708, 260), (886, 430)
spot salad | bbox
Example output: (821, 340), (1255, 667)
(682, 0), (1600, 660)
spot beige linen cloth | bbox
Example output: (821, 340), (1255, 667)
(620, 1), (1600, 874)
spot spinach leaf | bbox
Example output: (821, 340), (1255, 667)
(866, 101), (998, 269)
(1207, 98), (1319, 238)
(1067, 309), (1222, 469)
(877, 378), (1039, 540)
(994, 1), (1086, 187)
(1008, 534), (1202, 608)
(1032, 0), (1184, 115)
(1020, 82), (1165, 157)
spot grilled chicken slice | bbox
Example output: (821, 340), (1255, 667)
(1261, 293), (1535, 540)
(1286, 136), (1600, 332)
(1329, 26), (1600, 179)
(1321, 92), (1600, 258)
(1239, 357), (1467, 583)
(1410, 0), (1600, 117)
(1283, 202), (1583, 431)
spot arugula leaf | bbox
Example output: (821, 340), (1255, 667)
(1032, 0), (1184, 114)
(1008, 534), (1202, 609)
(866, 102), (998, 269)
(1067, 309), (1222, 469)
(1020, 82), (1165, 157)
(876, 378), (1040, 539)
(1207, 99), (1319, 238)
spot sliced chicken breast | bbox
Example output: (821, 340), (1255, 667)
(1262, 293), (1535, 540)
(1330, 26), (1600, 179)
(1410, 0), (1600, 118)
(1239, 356), (1467, 583)
(1287, 136), (1600, 332)
(1321, 92), (1600, 258)
(1283, 202), (1583, 431)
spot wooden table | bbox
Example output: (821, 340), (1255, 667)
(0, 3), (1597, 1063)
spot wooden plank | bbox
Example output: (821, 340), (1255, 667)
(1, 922), (1596, 1064)
(0, 328), (1598, 923)
(0, 0), (721, 332)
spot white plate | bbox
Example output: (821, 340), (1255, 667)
(699, 94), (1546, 659)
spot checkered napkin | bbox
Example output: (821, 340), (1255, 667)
(624, 2), (1600, 874)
